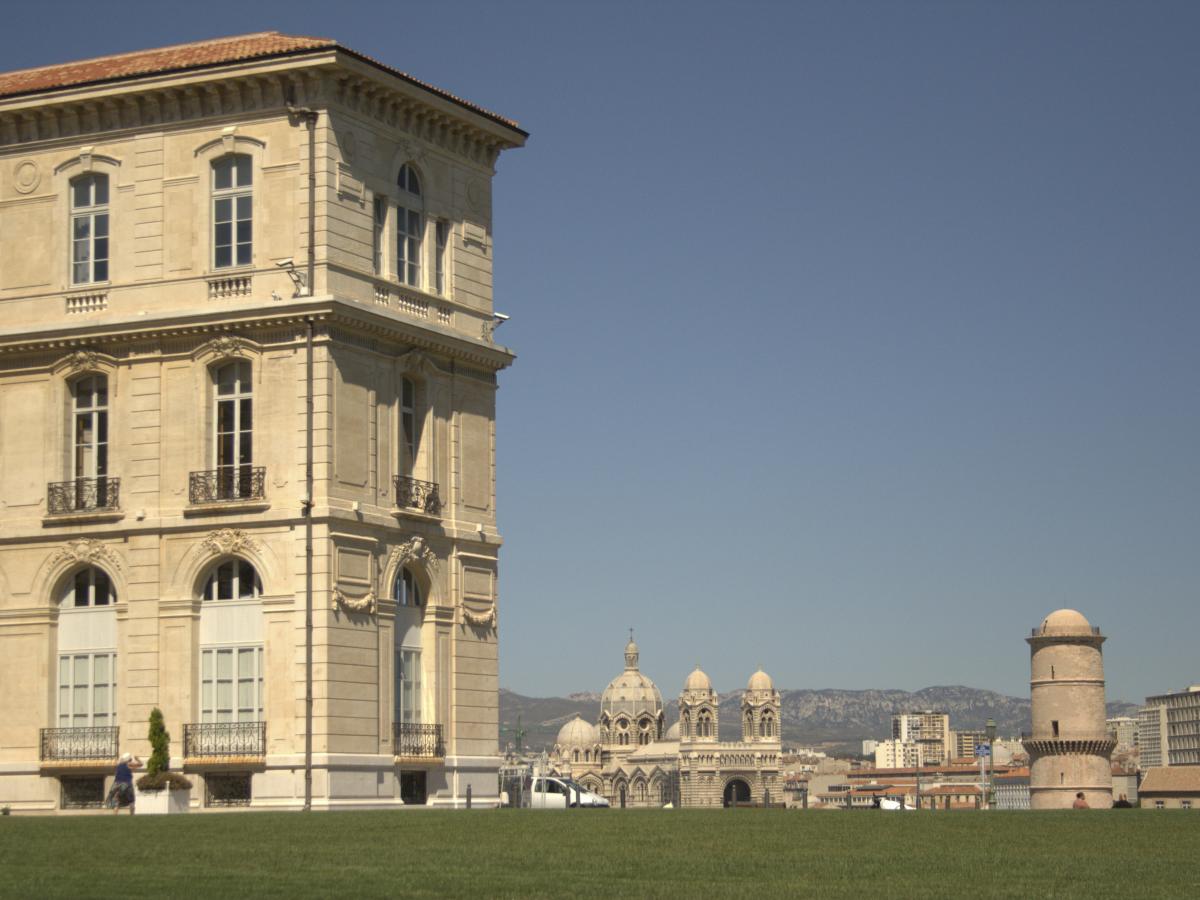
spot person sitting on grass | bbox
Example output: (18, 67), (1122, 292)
(1072, 791), (1089, 810)
(106, 752), (143, 814)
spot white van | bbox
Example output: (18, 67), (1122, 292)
(527, 776), (610, 809)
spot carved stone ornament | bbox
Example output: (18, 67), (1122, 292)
(13, 159), (40, 194)
(50, 539), (122, 572)
(387, 536), (439, 573)
(333, 588), (376, 615)
(201, 528), (257, 557)
(395, 349), (434, 375)
(63, 349), (101, 375)
(204, 335), (250, 358)
(462, 605), (497, 629)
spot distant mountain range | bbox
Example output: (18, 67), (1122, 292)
(500, 686), (1140, 755)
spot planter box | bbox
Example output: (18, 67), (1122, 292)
(134, 785), (190, 815)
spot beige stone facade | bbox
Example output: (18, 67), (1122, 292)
(1022, 609), (1114, 809)
(550, 639), (782, 807)
(0, 33), (524, 811)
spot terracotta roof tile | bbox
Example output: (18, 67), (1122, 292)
(0, 32), (333, 99)
(0, 31), (524, 134)
(1139, 766), (1200, 793)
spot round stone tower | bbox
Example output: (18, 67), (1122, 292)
(1023, 609), (1115, 809)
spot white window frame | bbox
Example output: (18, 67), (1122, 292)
(400, 377), (420, 478)
(203, 558), (263, 601)
(395, 164), (423, 288)
(213, 361), (253, 487)
(394, 647), (423, 725)
(199, 646), (264, 724)
(67, 566), (115, 608)
(373, 196), (388, 276)
(70, 174), (109, 285)
(72, 375), (109, 482)
(211, 155), (253, 269)
(434, 219), (449, 295)
(57, 651), (117, 727)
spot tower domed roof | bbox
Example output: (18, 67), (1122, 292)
(684, 667), (712, 692)
(747, 668), (774, 692)
(556, 715), (597, 747)
(665, 720), (681, 740)
(1038, 609), (1094, 636)
(600, 633), (663, 721)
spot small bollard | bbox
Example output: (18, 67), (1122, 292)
(466, 784), (472, 810)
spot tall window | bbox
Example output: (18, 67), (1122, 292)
(71, 174), (109, 284)
(199, 559), (264, 724)
(373, 196), (388, 275)
(73, 375), (108, 484)
(57, 566), (117, 728)
(395, 164), (422, 287)
(212, 155), (252, 268)
(760, 711), (775, 738)
(400, 377), (420, 476)
(697, 710), (713, 738)
(214, 361), (253, 497)
(434, 219), (449, 294)
(394, 566), (423, 725)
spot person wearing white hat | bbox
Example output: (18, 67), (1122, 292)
(106, 752), (143, 814)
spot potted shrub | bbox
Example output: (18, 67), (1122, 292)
(134, 708), (192, 814)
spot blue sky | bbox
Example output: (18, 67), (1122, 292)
(8, 1), (1198, 703)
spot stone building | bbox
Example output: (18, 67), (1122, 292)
(1022, 609), (1114, 809)
(550, 638), (782, 807)
(0, 33), (525, 811)
(892, 710), (952, 766)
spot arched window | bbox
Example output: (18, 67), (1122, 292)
(681, 710), (691, 739)
(212, 154), (252, 268)
(639, 718), (652, 746)
(395, 164), (423, 287)
(56, 566), (117, 729)
(393, 567), (422, 607)
(697, 709), (712, 738)
(199, 558), (264, 724)
(71, 174), (109, 284)
(393, 565), (424, 725)
(573, 749), (580, 763)
(203, 559), (262, 601)
(760, 712), (775, 738)
(66, 566), (115, 607)
(213, 361), (254, 499)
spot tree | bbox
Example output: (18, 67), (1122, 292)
(147, 707), (170, 777)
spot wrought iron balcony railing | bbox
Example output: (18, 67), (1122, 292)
(393, 722), (444, 758)
(183, 721), (267, 759)
(394, 475), (442, 515)
(47, 477), (120, 514)
(40, 726), (119, 762)
(189, 467), (266, 504)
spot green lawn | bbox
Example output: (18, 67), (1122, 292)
(1, 809), (1196, 898)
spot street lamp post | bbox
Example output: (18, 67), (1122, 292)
(985, 718), (997, 810)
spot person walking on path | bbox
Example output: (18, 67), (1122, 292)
(1072, 791), (1090, 809)
(107, 752), (142, 814)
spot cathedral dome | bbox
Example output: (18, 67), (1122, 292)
(1038, 609), (1094, 636)
(747, 669), (774, 692)
(665, 720), (680, 740)
(556, 715), (597, 748)
(684, 667), (712, 692)
(600, 634), (663, 722)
